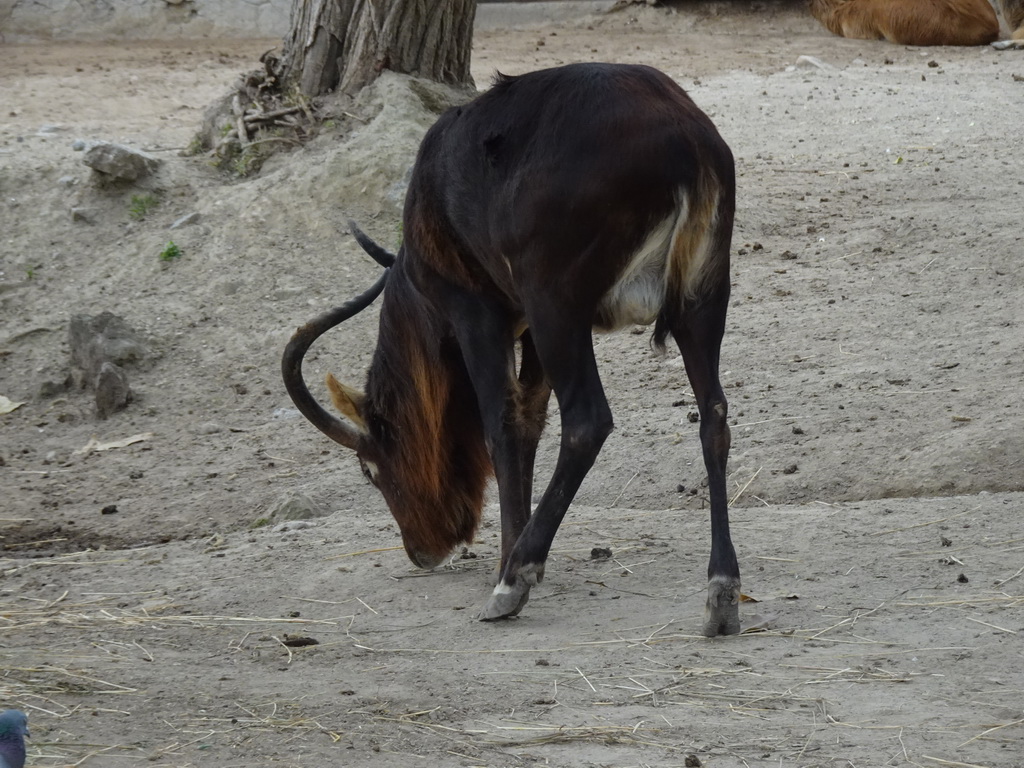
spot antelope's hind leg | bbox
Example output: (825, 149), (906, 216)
(668, 291), (741, 636)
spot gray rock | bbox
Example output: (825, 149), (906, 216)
(69, 313), (149, 375)
(69, 313), (149, 415)
(71, 207), (94, 223)
(272, 520), (317, 533)
(39, 375), (72, 398)
(95, 361), (132, 418)
(265, 493), (326, 523)
(82, 142), (161, 181)
(795, 55), (832, 71)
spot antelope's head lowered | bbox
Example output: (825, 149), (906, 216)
(281, 224), (491, 569)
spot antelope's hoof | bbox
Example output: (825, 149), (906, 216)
(477, 562), (544, 621)
(477, 580), (531, 620)
(702, 575), (742, 637)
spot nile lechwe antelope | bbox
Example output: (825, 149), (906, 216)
(282, 63), (741, 636)
(809, 0), (1024, 45)
(1003, 0), (1024, 39)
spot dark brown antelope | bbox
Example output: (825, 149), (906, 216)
(282, 62), (741, 635)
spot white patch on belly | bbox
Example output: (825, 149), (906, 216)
(597, 203), (683, 330)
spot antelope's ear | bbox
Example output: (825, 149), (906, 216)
(326, 373), (368, 432)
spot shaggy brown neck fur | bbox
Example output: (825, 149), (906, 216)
(364, 261), (493, 561)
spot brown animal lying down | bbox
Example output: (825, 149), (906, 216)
(1004, 0), (1024, 38)
(810, 0), (1024, 45)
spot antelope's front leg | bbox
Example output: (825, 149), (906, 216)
(479, 319), (612, 621)
(445, 293), (539, 618)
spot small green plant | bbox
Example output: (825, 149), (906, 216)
(232, 126), (291, 177)
(129, 193), (159, 220)
(25, 264), (42, 280)
(184, 135), (205, 157)
(159, 241), (181, 261)
(232, 149), (259, 177)
(250, 517), (271, 530)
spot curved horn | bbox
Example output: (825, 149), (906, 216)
(281, 269), (389, 451)
(349, 220), (397, 268)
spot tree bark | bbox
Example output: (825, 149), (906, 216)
(282, 0), (477, 98)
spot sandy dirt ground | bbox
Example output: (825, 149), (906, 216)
(1, 2), (1023, 766)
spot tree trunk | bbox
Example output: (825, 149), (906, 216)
(282, 0), (477, 98)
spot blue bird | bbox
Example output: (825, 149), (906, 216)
(0, 710), (29, 768)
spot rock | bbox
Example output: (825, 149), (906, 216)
(0, 396), (25, 415)
(58, 175), (78, 187)
(272, 520), (317, 533)
(69, 312), (150, 381)
(71, 207), (94, 223)
(265, 493), (326, 523)
(795, 55), (832, 71)
(38, 375), (72, 398)
(68, 313), (150, 418)
(169, 212), (200, 229)
(82, 142), (160, 181)
(95, 361), (132, 418)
